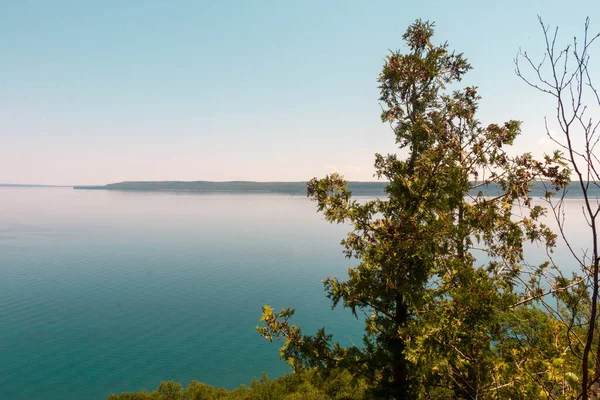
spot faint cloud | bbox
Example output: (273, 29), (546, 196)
(538, 132), (566, 154)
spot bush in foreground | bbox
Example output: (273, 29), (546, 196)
(107, 369), (368, 400)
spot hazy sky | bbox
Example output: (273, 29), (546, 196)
(2, 0), (598, 185)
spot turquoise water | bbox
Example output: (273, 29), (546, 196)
(0, 188), (362, 399)
(0, 188), (591, 399)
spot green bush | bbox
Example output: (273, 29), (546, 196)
(108, 369), (367, 400)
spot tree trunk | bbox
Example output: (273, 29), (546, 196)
(387, 293), (410, 399)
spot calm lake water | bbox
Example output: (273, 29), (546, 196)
(0, 187), (592, 399)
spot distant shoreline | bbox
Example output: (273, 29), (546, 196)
(73, 181), (388, 195)
(71, 180), (598, 199)
(3, 181), (596, 199)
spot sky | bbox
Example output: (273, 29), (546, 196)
(1, 0), (598, 185)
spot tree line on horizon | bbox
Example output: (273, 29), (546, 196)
(74, 180), (598, 198)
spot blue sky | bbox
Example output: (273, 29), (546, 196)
(2, 0), (598, 185)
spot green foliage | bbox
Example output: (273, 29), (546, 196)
(107, 369), (367, 400)
(257, 19), (570, 399)
(491, 306), (584, 399)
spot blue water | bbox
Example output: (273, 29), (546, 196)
(0, 188), (364, 399)
(0, 188), (592, 399)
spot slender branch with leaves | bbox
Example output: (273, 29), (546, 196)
(516, 15), (600, 400)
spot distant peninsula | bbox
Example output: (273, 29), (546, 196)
(72, 180), (597, 199)
(73, 181), (388, 195)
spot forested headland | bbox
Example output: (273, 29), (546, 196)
(73, 181), (387, 195)
(75, 180), (596, 198)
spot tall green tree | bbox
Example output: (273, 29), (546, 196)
(258, 20), (569, 399)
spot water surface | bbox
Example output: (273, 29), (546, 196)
(0, 188), (593, 399)
(0, 188), (359, 399)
